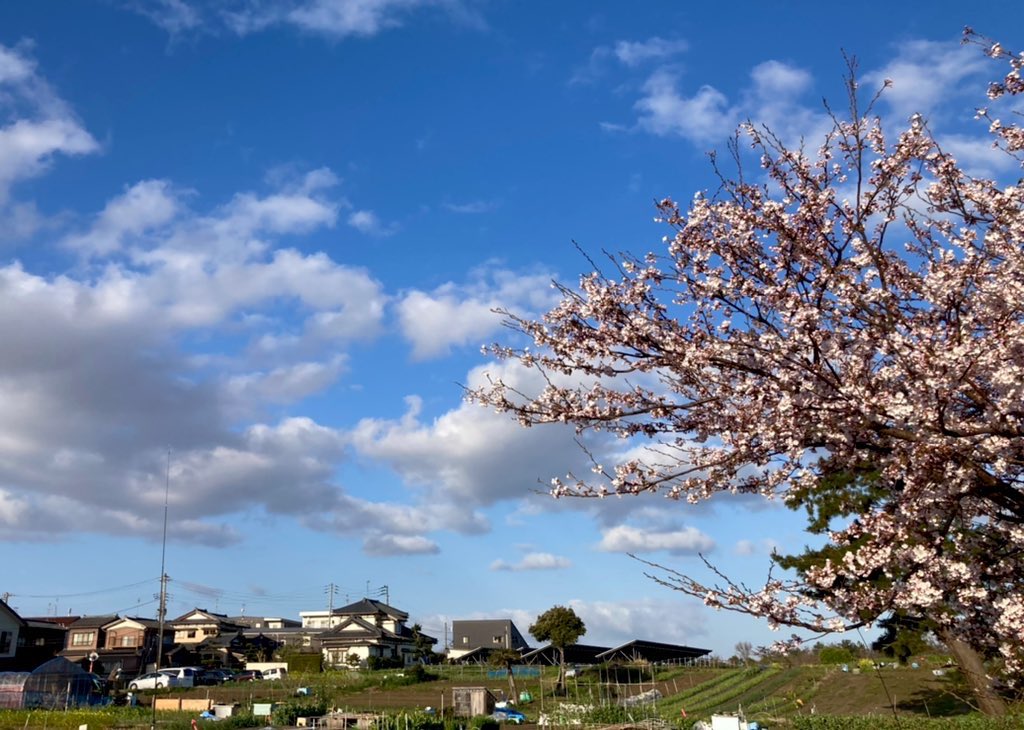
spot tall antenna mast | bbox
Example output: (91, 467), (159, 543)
(155, 449), (171, 670)
(151, 449), (171, 730)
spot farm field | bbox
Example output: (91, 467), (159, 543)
(0, 663), (1018, 729)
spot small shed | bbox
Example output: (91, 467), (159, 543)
(452, 687), (497, 718)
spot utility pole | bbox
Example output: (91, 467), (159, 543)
(325, 583), (338, 627)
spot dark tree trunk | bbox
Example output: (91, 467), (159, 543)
(937, 628), (1007, 717)
(556, 646), (565, 694)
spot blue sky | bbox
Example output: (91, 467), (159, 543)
(1, 1), (1021, 657)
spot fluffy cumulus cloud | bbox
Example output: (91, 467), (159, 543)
(396, 267), (558, 359)
(0, 49), (422, 547)
(864, 40), (989, 123)
(0, 44), (97, 235)
(624, 37), (1001, 154)
(349, 360), (600, 508)
(440, 597), (709, 648)
(598, 524), (714, 555)
(490, 552), (572, 572)
(363, 534), (440, 556)
(631, 60), (825, 148)
(569, 597), (710, 646)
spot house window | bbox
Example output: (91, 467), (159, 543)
(119, 635), (137, 647)
(492, 636), (502, 644)
(71, 632), (95, 647)
(461, 637), (468, 645)
(187, 630), (197, 639)
(35, 638), (46, 646)
(0, 631), (11, 653)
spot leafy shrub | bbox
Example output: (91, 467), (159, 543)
(374, 710), (448, 730)
(218, 710), (258, 728)
(368, 656), (405, 670)
(281, 650), (323, 673)
(818, 646), (855, 665)
(270, 699), (328, 726)
(470, 716), (499, 730)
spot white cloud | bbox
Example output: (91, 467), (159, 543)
(347, 209), (399, 236)
(63, 179), (181, 256)
(634, 69), (735, 145)
(572, 36), (687, 85)
(225, 356), (348, 406)
(364, 534), (440, 556)
(218, 0), (481, 39)
(865, 40), (988, 123)
(443, 200), (498, 214)
(349, 361), (598, 507)
(127, 0), (202, 34)
(0, 159), (396, 544)
(749, 60), (812, 97)
(733, 538), (780, 556)
(597, 524), (714, 555)
(937, 133), (1018, 178)
(613, 37), (688, 67)
(490, 552), (572, 572)
(0, 45), (98, 204)
(569, 597), (710, 647)
(396, 268), (557, 359)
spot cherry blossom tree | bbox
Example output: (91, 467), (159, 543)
(472, 33), (1024, 715)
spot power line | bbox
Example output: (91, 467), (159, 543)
(9, 579), (158, 600)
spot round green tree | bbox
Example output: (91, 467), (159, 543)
(529, 605), (585, 693)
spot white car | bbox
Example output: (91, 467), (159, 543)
(128, 671), (177, 690)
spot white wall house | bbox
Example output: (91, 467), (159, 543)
(308, 598), (436, 669)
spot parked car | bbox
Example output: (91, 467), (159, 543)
(159, 666), (201, 688)
(491, 707), (526, 725)
(202, 669), (234, 684)
(262, 667), (288, 681)
(128, 672), (176, 690)
(233, 670), (263, 682)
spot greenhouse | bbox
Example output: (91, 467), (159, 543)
(0, 672), (30, 709)
(19, 658), (103, 709)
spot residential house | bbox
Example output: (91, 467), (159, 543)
(170, 608), (243, 645)
(95, 616), (171, 676)
(448, 619), (530, 661)
(315, 598), (436, 668)
(0, 599), (23, 670)
(10, 617), (70, 671)
(60, 615), (118, 666)
(231, 616), (301, 630)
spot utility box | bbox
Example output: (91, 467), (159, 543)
(254, 702), (278, 717)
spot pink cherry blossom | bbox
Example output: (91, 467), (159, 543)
(472, 30), (1024, 710)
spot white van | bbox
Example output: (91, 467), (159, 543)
(262, 667), (288, 681)
(159, 666), (201, 688)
